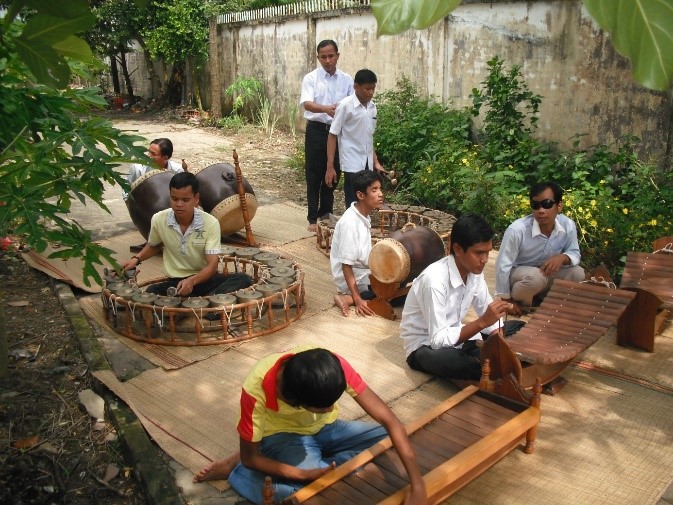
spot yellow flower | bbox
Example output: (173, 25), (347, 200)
(606, 228), (613, 233)
(590, 199), (596, 208)
(461, 158), (468, 165)
(623, 208), (629, 215)
(649, 219), (657, 226)
(590, 220), (597, 227)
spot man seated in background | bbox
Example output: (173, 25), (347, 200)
(124, 137), (188, 252)
(495, 181), (585, 315)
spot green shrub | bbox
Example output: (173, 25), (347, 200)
(374, 77), (471, 187)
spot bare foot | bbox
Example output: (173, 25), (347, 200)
(307, 223), (318, 233)
(333, 294), (353, 317)
(193, 452), (240, 483)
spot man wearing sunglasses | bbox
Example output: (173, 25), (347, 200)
(495, 181), (584, 315)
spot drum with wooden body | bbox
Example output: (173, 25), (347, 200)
(368, 224), (445, 285)
(192, 163), (258, 236)
(127, 169), (174, 239)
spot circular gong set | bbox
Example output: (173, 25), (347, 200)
(101, 247), (305, 346)
(316, 204), (456, 257)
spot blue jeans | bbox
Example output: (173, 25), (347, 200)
(228, 420), (387, 504)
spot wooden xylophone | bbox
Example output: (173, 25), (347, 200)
(271, 357), (541, 505)
(617, 239), (673, 352)
(481, 279), (636, 394)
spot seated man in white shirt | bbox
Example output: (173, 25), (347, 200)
(330, 170), (384, 317)
(495, 181), (585, 315)
(400, 214), (511, 381)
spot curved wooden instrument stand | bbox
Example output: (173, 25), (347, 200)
(481, 279), (636, 394)
(617, 239), (673, 352)
(233, 149), (256, 246)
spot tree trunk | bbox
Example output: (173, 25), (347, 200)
(135, 35), (161, 99)
(118, 49), (135, 103)
(166, 62), (184, 107)
(109, 50), (121, 94)
(193, 65), (203, 111)
(208, 17), (222, 119)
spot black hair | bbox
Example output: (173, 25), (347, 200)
(151, 138), (173, 158)
(354, 69), (377, 85)
(169, 171), (199, 194)
(353, 169), (383, 197)
(529, 181), (563, 203)
(281, 349), (346, 409)
(317, 39), (338, 53)
(450, 213), (494, 255)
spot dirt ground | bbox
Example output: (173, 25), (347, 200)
(0, 110), (316, 504)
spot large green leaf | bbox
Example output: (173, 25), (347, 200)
(21, 13), (96, 45)
(372, 0), (461, 36)
(14, 36), (70, 88)
(53, 36), (96, 63)
(25, 0), (90, 18)
(579, 0), (673, 91)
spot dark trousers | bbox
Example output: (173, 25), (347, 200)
(406, 341), (482, 381)
(405, 320), (525, 381)
(146, 272), (253, 297)
(305, 121), (341, 224)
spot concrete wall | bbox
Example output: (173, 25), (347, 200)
(132, 0), (671, 164)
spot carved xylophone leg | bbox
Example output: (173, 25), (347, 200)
(368, 276), (399, 320)
(617, 287), (663, 353)
(524, 377), (542, 454)
(262, 476), (274, 505)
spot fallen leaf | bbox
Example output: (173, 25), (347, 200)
(7, 300), (30, 307)
(102, 463), (119, 484)
(78, 389), (105, 421)
(13, 435), (40, 449)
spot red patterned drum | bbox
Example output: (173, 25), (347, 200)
(192, 163), (258, 236)
(127, 170), (174, 239)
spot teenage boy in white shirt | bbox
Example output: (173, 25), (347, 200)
(330, 170), (384, 317)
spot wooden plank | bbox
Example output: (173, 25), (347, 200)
(286, 386), (479, 503)
(375, 407), (541, 505)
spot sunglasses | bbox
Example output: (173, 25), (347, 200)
(530, 199), (556, 210)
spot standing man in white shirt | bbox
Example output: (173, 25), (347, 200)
(495, 181), (585, 315)
(400, 214), (511, 381)
(326, 69), (384, 209)
(300, 40), (353, 233)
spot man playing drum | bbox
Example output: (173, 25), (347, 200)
(495, 181), (585, 315)
(124, 138), (188, 252)
(400, 214), (512, 381)
(330, 170), (384, 316)
(121, 172), (252, 297)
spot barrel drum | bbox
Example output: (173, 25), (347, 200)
(369, 224), (445, 285)
(127, 170), (174, 239)
(192, 163), (258, 237)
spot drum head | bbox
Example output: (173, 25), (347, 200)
(369, 238), (410, 284)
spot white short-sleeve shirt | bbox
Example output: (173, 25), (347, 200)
(330, 203), (372, 294)
(329, 94), (377, 173)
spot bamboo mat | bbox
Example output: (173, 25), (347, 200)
(451, 366), (673, 505)
(251, 201), (314, 245)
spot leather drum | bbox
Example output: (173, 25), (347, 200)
(127, 169), (174, 239)
(192, 163), (258, 236)
(369, 224), (445, 284)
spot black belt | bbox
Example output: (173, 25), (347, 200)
(307, 120), (331, 131)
